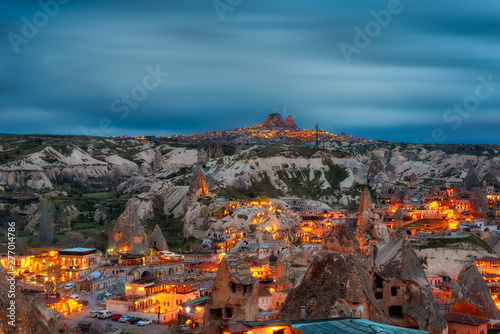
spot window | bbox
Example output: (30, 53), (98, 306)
(225, 307), (233, 318)
(389, 306), (403, 320)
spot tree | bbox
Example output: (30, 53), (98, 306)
(38, 199), (55, 246)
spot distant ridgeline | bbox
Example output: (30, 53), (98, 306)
(164, 113), (371, 145)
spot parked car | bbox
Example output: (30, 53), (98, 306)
(137, 319), (152, 326)
(69, 294), (79, 301)
(77, 322), (91, 332)
(179, 325), (191, 331)
(111, 314), (123, 321)
(79, 299), (89, 306)
(128, 317), (142, 324)
(118, 316), (132, 323)
(97, 310), (112, 319)
(64, 283), (75, 291)
(103, 293), (115, 299)
(96, 293), (104, 300)
(99, 300), (106, 307)
(89, 310), (99, 318)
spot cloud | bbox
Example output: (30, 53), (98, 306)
(0, 0), (499, 143)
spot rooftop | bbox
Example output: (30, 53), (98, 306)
(443, 312), (489, 326)
(60, 248), (96, 252)
(239, 318), (429, 334)
(475, 256), (500, 262)
(291, 318), (429, 334)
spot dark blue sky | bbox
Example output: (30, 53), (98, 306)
(1, 0), (499, 144)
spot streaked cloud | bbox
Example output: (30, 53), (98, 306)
(0, 0), (499, 143)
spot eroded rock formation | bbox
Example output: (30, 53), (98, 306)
(410, 173), (418, 187)
(278, 249), (385, 322)
(357, 187), (375, 248)
(188, 166), (209, 199)
(462, 169), (481, 190)
(259, 113), (297, 130)
(374, 238), (443, 331)
(446, 262), (500, 319)
(470, 188), (488, 216)
(285, 115), (298, 130)
(204, 253), (258, 333)
(368, 156), (385, 180)
(108, 206), (149, 255)
(279, 217), (445, 333)
(149, 224), (168, 251)
(275, 244), (321, 291)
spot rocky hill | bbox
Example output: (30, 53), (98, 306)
(0, 125), (499, 253)
(278, 210), (444, 332)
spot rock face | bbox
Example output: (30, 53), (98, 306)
(368, 156), (385, 179)
(108, 206), (149, 255)
(482, 169), (498, 186)
(197, 142), (224, 162)
(188, 167), (209, 199)
(278, 250), (385, 322)
(462, 169), (481, 190)
(393, 208), (403, 229)
(204, 253), (258, 333)
(357, 187), (375, 247)
(323, 218), (359, 253)
(278, 220), (445, 332)
(208, 142), (224, 159)
(470, 188), (488, 216)
(0, 266), (58, 334)
(391, 188), (407, 210)
(279, 220), (384, 321)
(446, 262), (500, 319)
(285, 115), (298, 130)
(385, 164), (396, 179)
(374, 239), (443, 331)
(275, 244), (321, 291)
(149, 224), (168, 251)
(410, 173), (418, 187)
(152, 151), (164, 173)
(259, 113), (297, 130)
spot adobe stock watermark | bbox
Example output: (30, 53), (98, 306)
(339, 0), (412, 64)
(7, 0), (71, 54)
(81, 65), (169, 137)
(6, 222), (17, 327)
(416, 74), (499, 144)
(213, 0), (243, 22)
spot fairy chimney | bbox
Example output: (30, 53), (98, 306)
(188, 166), (210, 199)
(149, 224), (168, 252)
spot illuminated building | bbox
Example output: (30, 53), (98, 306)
(1, 247), (101, 282)
(106, 279), (203, 324)
(44, 297), (83, 316)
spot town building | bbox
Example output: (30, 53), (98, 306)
(443, 312), (488, 334)
(217, 317), (431, 334)
(106, 278), (202, 324)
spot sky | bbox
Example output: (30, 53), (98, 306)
(1, 0), (499, 144)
